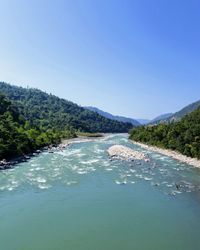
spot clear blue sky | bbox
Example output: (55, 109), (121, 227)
(0, 0), (200, 119)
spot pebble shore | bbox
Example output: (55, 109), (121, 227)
(132, 141), (200, 169)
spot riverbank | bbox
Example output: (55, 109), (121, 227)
(0, 150), (42, 170)
(132, 140), (200, 169)
(0, 133), (106, 170)
(1, 134), (200, 250)
(61, 134), (106, 147)
(76, 132), (104, 138)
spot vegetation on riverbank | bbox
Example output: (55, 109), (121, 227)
(0, 93), (75, 160)
(0, 81), (133, 161)
(129, 107), (200, 159)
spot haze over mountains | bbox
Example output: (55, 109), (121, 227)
(136, 119), (150, 125)
(149, 113), (173, 124)
(86, 100), (200, 126)
(85, 106), (140, 126)
(159, 100), (200, 123)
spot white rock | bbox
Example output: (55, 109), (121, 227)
(107, 145), (148, 161)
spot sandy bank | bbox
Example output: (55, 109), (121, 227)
(61, 134), (106, 147)
(107, 145), (149, 161)
(132, 141), (200, 169)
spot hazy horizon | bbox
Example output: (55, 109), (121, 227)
(2, 80), (200, 121)
(0, 0), (199, 119)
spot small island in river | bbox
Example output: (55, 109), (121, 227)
(107, 144), (149, 161)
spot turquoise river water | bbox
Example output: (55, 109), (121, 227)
(0, 134), (200, 250)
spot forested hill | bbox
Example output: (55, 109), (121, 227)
(0, 82), (133, 133)
(130, 107), (200, 159)
(0, 92), (75, 160)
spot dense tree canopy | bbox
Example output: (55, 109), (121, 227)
(0, 81), (133, 160)
(0, 92), (75, 160)
(129, 107), (200, 159)
(0, 82), (133, 133)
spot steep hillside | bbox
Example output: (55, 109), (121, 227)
(85, 106), (140, 126)
(130, 107), (200, 159)
(0, 82), (132, 133)
(0, 92), (74, 160)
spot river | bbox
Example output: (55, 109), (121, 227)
(0, 134), (200, 250)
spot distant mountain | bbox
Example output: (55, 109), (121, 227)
(152, 100), (200, 124)
(168, 100), (200, 122)
(85, 106), (140, 126)
(150, 113), (173, 124)
(136, 119), (150, 125)
(137, 115), (173, 125)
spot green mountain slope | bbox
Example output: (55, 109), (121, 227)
(130, 107), (200, 159)
(0, 82), (132, 133)
(0, 92), (74, 161)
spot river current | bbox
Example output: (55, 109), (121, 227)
(0, 134), (200, 249)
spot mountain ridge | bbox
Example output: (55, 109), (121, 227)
(84, 106), (140, 126)
(150, 100), (200, 124)
(0, 82), (133, 134)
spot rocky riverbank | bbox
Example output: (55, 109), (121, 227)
(132, 141), (200, 168)
(0, 135), (106, 171)
(107, 145), (149, 161)
(0, 150), (42, 170)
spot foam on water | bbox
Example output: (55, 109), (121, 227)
(0, 134), (200, 196)
(1, 134), (200, 250)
